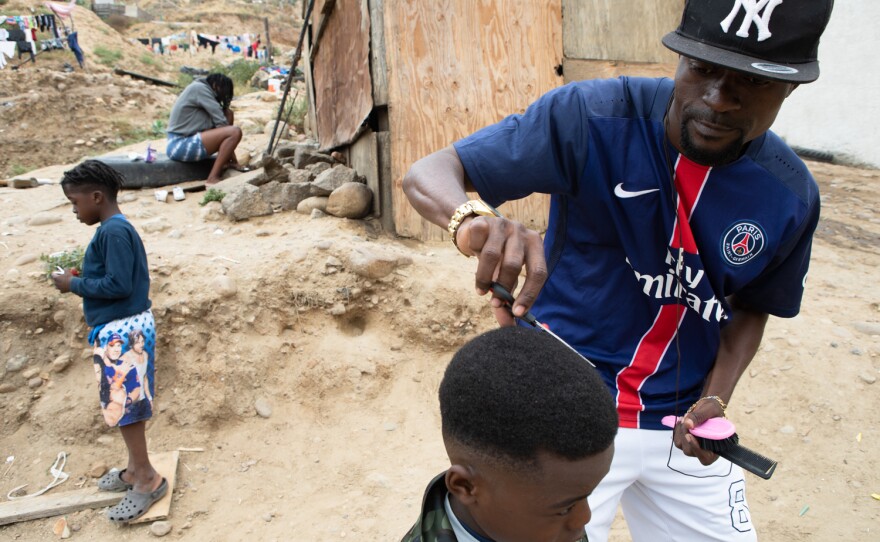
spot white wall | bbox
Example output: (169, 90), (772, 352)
(772, 2), (880, 168)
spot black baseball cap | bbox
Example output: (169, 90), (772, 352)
(662, 0), (834, 83)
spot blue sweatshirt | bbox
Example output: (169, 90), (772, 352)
(69, 215), (151, 327)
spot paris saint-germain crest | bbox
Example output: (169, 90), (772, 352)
(722, 221), (766, 266)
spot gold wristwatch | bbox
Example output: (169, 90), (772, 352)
(447, 199), (502, 256)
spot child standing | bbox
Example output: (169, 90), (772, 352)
(401, 326), (619, 542)
(52, 160), (166, 523)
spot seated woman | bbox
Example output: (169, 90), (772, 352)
(166, 74), (247, 185)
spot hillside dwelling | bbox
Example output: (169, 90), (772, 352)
(302, 0), (683, 240)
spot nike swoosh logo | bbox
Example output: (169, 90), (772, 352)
(614, 183), (660, 199)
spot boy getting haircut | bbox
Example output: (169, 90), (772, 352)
(401, 326), (618, 542)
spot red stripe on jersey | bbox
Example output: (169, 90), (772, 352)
(669, 156), (711, 252)
(616, 304), (687, 427)
(616, 156), (711, 427)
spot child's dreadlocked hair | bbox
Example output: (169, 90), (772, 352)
(205, 73), (234, 111)
(60, 160), (125, 200)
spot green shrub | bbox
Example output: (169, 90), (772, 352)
(93, 46), (122, 67)
(199, 188), (226, 206)
(211, 59), (261, 96)
(41, 247), (85, 279)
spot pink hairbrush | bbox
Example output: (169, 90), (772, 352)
(662, 415), (777, 480)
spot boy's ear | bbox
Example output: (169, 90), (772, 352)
(92, 190), (105, 204)
(445, 464), (478, 505)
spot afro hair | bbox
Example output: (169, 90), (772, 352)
(440, 326), (617, 470)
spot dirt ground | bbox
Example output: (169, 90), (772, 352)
(1, 3), (879, 542)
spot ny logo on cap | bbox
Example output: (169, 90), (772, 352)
(720, 0), (784, 42)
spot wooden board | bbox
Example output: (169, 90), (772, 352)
(312, 0), (374, 150)
(349, 130), (380, 216)
(129, 450), (179, 524)
(562, 0), (683, 63)
(384, 0), (562, 240)
(0, 487), (125, 526)
(563, 58), (678, 84)
(369, 0), (389, 106)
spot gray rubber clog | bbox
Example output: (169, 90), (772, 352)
(106, 477), (168, 524)
(97, 468), (133, 492)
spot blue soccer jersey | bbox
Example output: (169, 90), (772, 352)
(454, 77), (819, 429)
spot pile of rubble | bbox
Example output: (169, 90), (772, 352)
(210, 141), (374, 222)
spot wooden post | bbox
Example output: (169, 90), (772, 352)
(263, 17), (273, 64)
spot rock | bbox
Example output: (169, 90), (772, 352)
(13, 253), (38, 266)
(852, 322), (880, 336)
(293, 147), (333, 169)
(53, 517), (71, 538)
(22, 367), (40, 379)
(96, 435), (115, 446)
(28, 213), (63, 226)
(312, 166), (358, 196)
(6, 355), (27, 372)
(6, 268), (20, 281)
(265, 120), (289, 139)
(259, 181), (285, 208)
(212, 275), (237, 298)
(221, 184), (274, 221)
(0, 383), (17, 393)
(200, 201), (225, 222)
(779, 425), (795, 434)
(329, 303), (346, 316)
(250, 69), (270, 89)
(859, 373), (877, 384)
(274, 142), (298, 159)
(87, 462), (108, 478)
(28, 377), (43, 389)
(296, 196), (328, 215)
(211, 168), (267, 193)
(280, 183), (312, 211)
(255, 397), (273, 418)
(150, 520), (172, 537)
(346, 247), (412, 280)
(326, 182), (373, 219)
(310, 209), (327, 219)
(119, 193), (138, 203)
(141, 218), (172, 234)
(260, 156), (289, 184)
(288, 169), (313, 184)
(331, 151), (346, 165)
(305, 162), (331, 177)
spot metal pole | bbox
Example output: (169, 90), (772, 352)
(266, 0), (316, 156)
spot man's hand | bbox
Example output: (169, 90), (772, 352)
(672, 398), (726, 465)
(51, 269), (75, 293)
(456, 215), (548, 326)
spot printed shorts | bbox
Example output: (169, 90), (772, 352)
(89, 309), (156, 427)
(166, 132), (208, 162)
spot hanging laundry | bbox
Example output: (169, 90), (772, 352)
(67, 30), (83, 68)
(0, 41), (16, 70)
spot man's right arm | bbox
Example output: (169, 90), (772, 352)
(403, 145), (548, 323)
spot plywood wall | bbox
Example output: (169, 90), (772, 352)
(312, 0), (374, 150)
(563, 0), (683, 63)
(384, 0), (563, 240)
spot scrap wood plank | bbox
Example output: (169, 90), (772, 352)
(129, 450), (179, 524)
(0, 487), (125, 526)
(113, 68), (177, 88)
(0, 450), (179, 526)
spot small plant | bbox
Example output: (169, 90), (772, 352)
(93, 46), (122, 67)
(10, 164), (27, 176)
(150, 119), (166, 137)
(140, 53), (158, 67)
(41, 247), (85, 279)
(199, 188), (226, 206)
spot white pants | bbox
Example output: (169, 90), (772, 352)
(586, 428), (758, 542)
